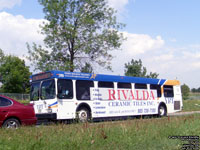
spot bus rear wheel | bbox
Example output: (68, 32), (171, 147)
(158, 105), (167, 117)
(77, 108), (90, 123)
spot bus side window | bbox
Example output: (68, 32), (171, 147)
(135, 83), (147, 89)
(117, 82), (131, 89)
(150, 84), (161, 97)
(164, 85), (174, 97)
(98, 81), (114, 88)
(41, 79), (55, 100)
(57, 79), (73, 99)
(76, 80), (94, 100)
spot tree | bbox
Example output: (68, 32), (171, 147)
(0, 53), (31, 93)
(191, 88), (197, 93)
(27, 0), (125, 72)
(124, 59), (159, 78)
(80, 63), (93, 73)
(181, 84), (190, 100)
(191, 87), (200, 93)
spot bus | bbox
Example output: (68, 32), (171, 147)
(30, 70), (182, 122)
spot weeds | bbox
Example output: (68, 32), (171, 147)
(0, 114), (200, 150)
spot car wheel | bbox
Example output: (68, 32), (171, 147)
(158, 105), (167, 117)
(2, 118), (20, 129)
(77, 108), (90, 123)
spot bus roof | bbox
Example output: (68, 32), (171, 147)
(30, 70), (180, 86)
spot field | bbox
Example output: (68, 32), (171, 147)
(182, 100), (200, 111)
(0, 114), (200, 150)
(3, 98), (199, 149)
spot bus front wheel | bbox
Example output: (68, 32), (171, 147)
(77, 108), (90, 123)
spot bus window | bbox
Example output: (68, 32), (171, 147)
(57, 79), (73, 99)
(150, 84), (161, 97)
(117, 82), (131, 89)
(76, 80), (94, 100)
(41, 79), (55, 100)
(164, 85), (174, 97)
(30, 82), (40, 101)
(135, 83), (147, 89)
(98, 81), (114, 88)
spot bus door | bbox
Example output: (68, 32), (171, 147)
(57, 79), (76, 119)
(163, 85), (175, 113)
(173, 85), (182, 111)
(39, 79), (57, 114)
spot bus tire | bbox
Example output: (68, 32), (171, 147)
(77, 107), (90, 123)
(158, 104), (167, 117)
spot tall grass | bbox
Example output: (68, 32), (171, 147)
(0, 114), (200, 150)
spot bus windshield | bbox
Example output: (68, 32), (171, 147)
(30, 82), (40, 101)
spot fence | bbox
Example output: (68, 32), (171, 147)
(0, 93), (30, 101)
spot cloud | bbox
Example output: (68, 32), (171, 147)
(108, 33), (200, 88)
(109, 32), (165, 75)
(107, 0), (129, 13)
(0, 12), (45, 56)
(0, 0), (21, 10)
(122, 32), (164, 55)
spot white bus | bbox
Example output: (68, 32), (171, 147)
(30, 70), (182, 122)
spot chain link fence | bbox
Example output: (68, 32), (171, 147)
(0, 93), (30, 101)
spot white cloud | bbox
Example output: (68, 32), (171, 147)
(0, 12), (45, 56)
(107, 33), (200, 88)
(153, 53), (174, 61)
(107, 0), (129, 13)
(108, 32), (165, 76)
(122, 32), (164, 55)
(0, 0), (21, 10)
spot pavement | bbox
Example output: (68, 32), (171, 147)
(168, 111), (200, 116)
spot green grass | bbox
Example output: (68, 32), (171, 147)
(0, 115), (200, 150)
(182, 100), (200, 112)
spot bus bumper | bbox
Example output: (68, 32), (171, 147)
(36, 113), (57, 125)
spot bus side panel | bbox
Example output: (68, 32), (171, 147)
(91, 88), (159, 118)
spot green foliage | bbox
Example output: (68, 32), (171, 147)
(181, 84), (190, 100)
(27, 0), (125, 72)
(0, 51), (31, 93)
(191, 87), (200, 93)
(80, 63), (93, 73)
(124, 59), (159, 78)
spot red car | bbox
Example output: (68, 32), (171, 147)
(0, 95), (37, 128)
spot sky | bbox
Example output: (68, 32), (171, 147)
(0, 0), (200, 88)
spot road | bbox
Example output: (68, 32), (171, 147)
(168, 111), (200, 116)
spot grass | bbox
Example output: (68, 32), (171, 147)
(182, 100), (200, 112)
(0, 114), (200, 150)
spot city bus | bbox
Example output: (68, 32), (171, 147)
(30, 70), (182, 122)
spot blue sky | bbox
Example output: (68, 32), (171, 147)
(0, 0), (200, 88)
